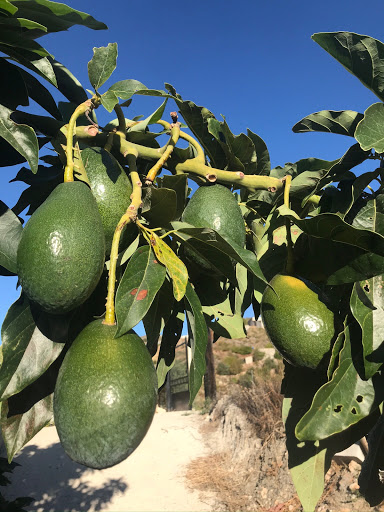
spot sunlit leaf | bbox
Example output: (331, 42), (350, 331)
(101, 79), (148, 112)
(355, 103), (384, 152)
(144, 231), (188, 302)
(88, 43), (117, 91)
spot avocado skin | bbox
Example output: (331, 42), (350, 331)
(181, 184), (245, 272)
(17, 181), (105, 314)
(53, 319), (158, 469)
(82, 147), (137, 255)
(260, 274), (336, 369)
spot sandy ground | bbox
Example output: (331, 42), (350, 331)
(2, 410), (215, 512)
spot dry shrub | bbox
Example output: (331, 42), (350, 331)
(231, 376), (284, 440)
(186, 452), (253, 512)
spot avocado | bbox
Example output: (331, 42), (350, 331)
(82, 147), (137, 255)
(260, 274), (336, 369)
(53, 319), (158, 469)
(17, 181), (105, 314)
(181, 184), (246, 273)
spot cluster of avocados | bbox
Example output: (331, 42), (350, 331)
(16, 149), (157, 470)
(15, 148), (337, 468)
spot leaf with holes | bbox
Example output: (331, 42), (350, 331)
(295, 324), (384, 441)
(293, 110), (363, 136)
(184, 282), (207, 404)
(115, 245), (167, 337)
(350, 278), (384, 379)
(283, 363), (380, 512)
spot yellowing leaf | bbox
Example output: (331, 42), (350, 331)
(147, 232), (188, 301)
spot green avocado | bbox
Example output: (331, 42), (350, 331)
(82, 147), (137, 255)
(17, 181), (105, 314)
(181, 184), (246, 273)
(260, 274), (336, 369)
(53, 319), (158, 469)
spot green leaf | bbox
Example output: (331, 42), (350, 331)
(0, 58), (28, 111)
(312, 32), (384, 101)
(88, 43), (117, 91)
(128, 99), (168, 133)
(156, 305), (185, 388)
(294, 193), (384, 285)
(283, 364), (380, 512)
(19, 67), (61, 119)
(0, 200), (22, 273)
(295, 325), (384, 441)
(0, 294), (66, 400)
(143, 278), (173, 356)
(0, 104), (38, 173)
(184, 282), (207, 404)
(355, 102), (384, 152)
(197, 278), (245, 339)
(207, 117), (257, 174)
(0, 16), (47, 31)
(115, 245), (167, 337)
(11, 0), (107, 34)
(101, 79), (148, 112)
(172, 222), (267, 285)
(143, 231), (188, 302)
(157, 174), (188, 220)
(350, 279), (384, 379)
(0, 27), (51, 57)
(0, 0), (18, 15)
(0, 354), (62, 462)
(359, 413), (384, 506)
(141, 188), (177, 227)
(0, 45), (57, 86)
(293, 110), (364, 136)
(279, 205), (384, 257)
(50, 58), (88, 104)
(246, 129), (270, 175)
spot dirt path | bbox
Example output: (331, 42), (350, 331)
(3, 410), (215, 512)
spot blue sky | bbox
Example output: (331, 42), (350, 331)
(1, 0), (383, 334)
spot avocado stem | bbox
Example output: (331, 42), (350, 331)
(283, 175), (295, 275)
(114, 104), (127, 136)
(75, 124), (284, 194)
(145, 123), (180, 184)
(64, 100), (93, 183)
(104, 150), (142, 326)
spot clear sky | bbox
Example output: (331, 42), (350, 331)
(1, 0), (383, 334)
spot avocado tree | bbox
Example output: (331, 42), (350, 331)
(1, 2), (384, 510)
